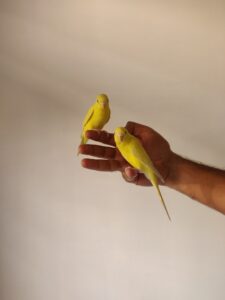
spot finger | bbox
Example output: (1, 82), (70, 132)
(86, 130), (115, 146)
(81, 158), (121, 172)
(125, 121), (146, 138)
(78, 144), (118, 159)
(125, 121), (136, 134)
(126, 121), (156, 139)
(122, 169), (151, 186)
(124, 167), (139, 182)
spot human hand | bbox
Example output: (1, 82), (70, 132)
(78, 121), (174, 186)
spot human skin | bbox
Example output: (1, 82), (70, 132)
(78, 121), (225, 215)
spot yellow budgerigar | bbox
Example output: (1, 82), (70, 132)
(114, 127), (171, 221)
(80, 94), (110, 144)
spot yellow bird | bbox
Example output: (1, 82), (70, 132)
(80, 94), (110, 144)
(114, 127), (171, 221)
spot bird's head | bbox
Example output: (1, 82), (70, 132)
(114, 127), (129, 145)
(96, 94), (109, 108)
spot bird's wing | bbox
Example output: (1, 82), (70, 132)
(107, 107), (111, 123)
(131, 146), (165, 184)
(82, 104), (95, 128)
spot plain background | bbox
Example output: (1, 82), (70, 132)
(1, 1), (225, 299)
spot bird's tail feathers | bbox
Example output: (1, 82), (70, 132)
(155, 185), (171, 221)
(150, 164), (165, 184)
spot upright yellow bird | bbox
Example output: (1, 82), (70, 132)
(114, 127), (171, 221)
(80, 94), (110, 144)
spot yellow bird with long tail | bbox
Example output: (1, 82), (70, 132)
(114, 127), (171, 221)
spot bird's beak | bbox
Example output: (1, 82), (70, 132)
(101, 102), (106, 108)
(117, 133), (125, 142)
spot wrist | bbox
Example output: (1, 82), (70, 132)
(165, 152), (184, 188)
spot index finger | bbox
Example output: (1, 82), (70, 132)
(126, 121), (147, 136)
(125, 121), (158, 137)
(81, 158), (122, 172)
(86, 130), (115, 146)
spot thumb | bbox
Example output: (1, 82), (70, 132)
(123, 167), (138, 182)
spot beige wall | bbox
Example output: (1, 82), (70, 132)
(1, 1), (225, 299)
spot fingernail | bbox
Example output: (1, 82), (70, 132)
(125, 167), (138, 180)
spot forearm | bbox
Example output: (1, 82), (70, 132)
(166, 153), (225, 214)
